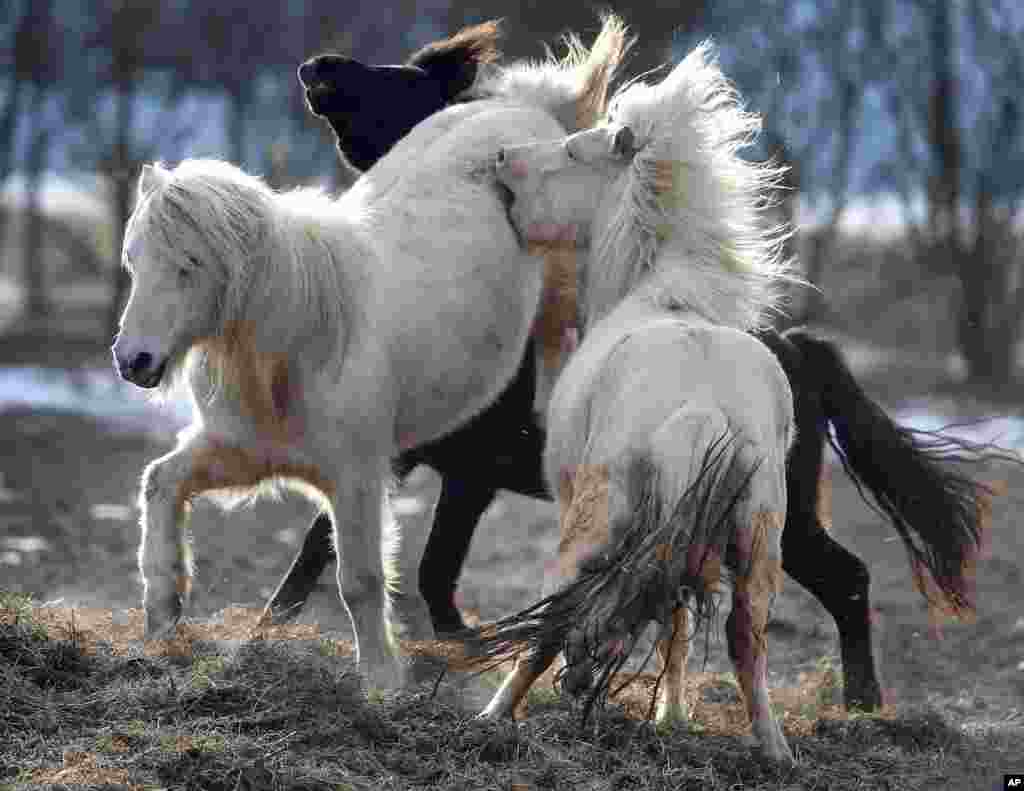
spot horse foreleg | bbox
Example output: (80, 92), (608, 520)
(728, 509), (794, 764)
(138, 441), (200, 641)
(262, 512), (335, 625)
(140, 434), (318, 639)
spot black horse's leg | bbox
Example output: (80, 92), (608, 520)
(418, 475), (498, 635)
(756, 327), (883, 711)
(780, 420), (883, 711)
(263, 511), (335, 624)
(781, 509), (882, 710)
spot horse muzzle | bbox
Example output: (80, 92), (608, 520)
(114, 348), (167, 389)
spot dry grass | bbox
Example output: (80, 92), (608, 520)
(0, 593), (1017, 791)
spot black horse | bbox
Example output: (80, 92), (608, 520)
(270, 21), (998, 712)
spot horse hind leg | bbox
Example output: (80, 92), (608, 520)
(478, 640), (561, 720)
(418, 475), (497, 635)
(780, 503), (882, 711)
(322, 462), (407, 693)
(726, 453), (795, 764)
(781, 383), (883, 710)
(655, 605), (690, 725)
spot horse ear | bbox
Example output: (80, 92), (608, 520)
(611, 125), (636, 159)
(138, 163), (165, 199)
(408, 20), (502, 100)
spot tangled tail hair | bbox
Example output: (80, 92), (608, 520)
(467, 434), (758, 724)
(786, 328), (1017, 616)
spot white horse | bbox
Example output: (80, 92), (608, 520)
(475, 43), (797, 763)
(111, 16), (629, 693)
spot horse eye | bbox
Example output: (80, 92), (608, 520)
(566, 146), (577, 162)
(179, 255), (199, 284)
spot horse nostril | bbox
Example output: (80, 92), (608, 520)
(496, 148), (506, 166)
(132, 351), (153, 374)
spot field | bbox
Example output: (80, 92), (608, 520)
(0, 330), (1022, 790)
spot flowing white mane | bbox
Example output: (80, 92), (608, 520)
(131, 159), (354, 395)
(584, 42), (794, 331)
(472, 14), (632, 132)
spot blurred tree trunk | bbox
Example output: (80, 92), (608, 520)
(23, 123), (51, 323)
(0, 12), (27, 184)
(0, 2), (37, 287)
(926, 1), (960, 273)
(800, 77), (857, 325)
(227, 83), (248, 166)
(105, 67), (137, 339)
(933, 1), (1019, 386)
(18, 0), (57, 325)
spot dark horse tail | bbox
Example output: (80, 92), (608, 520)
(783, 328), (1004, 616)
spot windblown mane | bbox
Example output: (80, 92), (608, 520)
(407, 19), (502, 71)
(132, 160), (352, 402)
(584, 42), (794, 331)
(471, 14), (633, 132)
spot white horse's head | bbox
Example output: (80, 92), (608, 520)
(498, 42), (794, 331)
(112, 161), (267, 389)
(494, 122), (638, 246)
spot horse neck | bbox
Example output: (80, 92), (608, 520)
(578, 174), (655, 330)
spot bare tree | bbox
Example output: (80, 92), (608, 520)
(0, 1), (31, 187)
(19, 0), (63, 322)
(187, 2), (292, 167)
(65, 0), (193, 338)
(880, 0), (1024, 385)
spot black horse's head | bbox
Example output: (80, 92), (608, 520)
(298, 20), (502, 173)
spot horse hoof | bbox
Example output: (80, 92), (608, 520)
(747, 723), (795, 766)
(759, 744), (796, 766)
(429, 609), (468, 637)
(361, 658), (406, 696)
(654, 702), (690, 728)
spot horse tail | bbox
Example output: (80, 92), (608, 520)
(783, 328), (1006, 617)
(468, 415), (755, 724)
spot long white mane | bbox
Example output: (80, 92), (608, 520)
(131, 159), (354, 395)
(472, 14), (632, 132)
(584, 42), (794, 331)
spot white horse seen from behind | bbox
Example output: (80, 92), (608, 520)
(476, 43), (797, 763)
(112, 17), (629, 693)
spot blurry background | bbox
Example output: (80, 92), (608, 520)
(3, 1), (1024, 388)
(0, 1), (1022, 685)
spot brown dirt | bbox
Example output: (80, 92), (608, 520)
(0, 332), (1022, 788)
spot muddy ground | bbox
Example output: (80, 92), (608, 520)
(0, 328), (1022, 786)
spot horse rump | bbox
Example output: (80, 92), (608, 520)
(467, 433), (756, 724)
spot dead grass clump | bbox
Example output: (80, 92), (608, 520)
(0, 592), (1018, 790)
